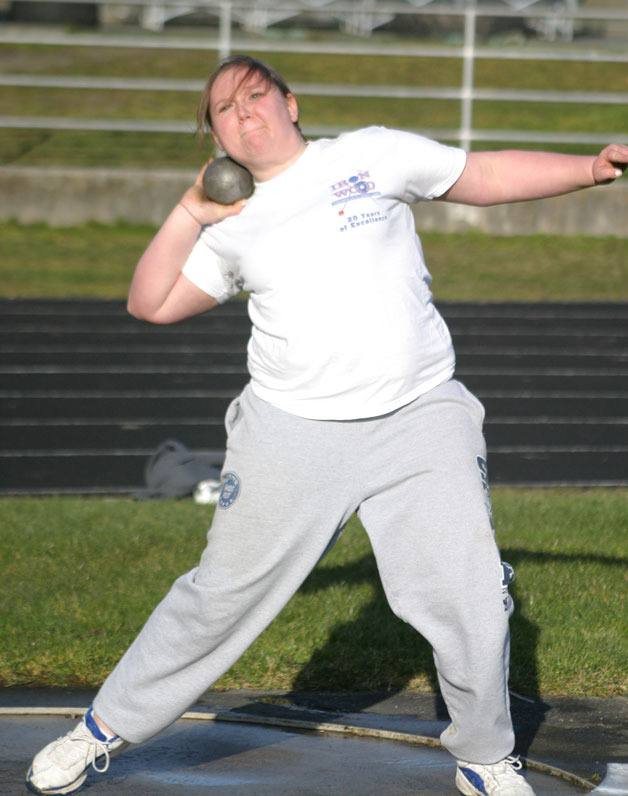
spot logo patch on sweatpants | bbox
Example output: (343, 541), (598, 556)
(218, 472), (240, 508)
(501, 560), (515, 614)
(476, 456), (494, 530)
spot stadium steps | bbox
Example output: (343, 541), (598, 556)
(1, 299), (627, 493)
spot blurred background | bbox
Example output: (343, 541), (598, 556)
(1, 0), (627, 169)
(1, 1), (627, 495)
(1, 2), (626, 716)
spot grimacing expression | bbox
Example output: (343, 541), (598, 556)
(209, 67), (300, 172)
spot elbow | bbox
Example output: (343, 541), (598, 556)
(126, 296), (148, 321)
(127, 297), (168, 324)
(471, 197), (502, 208)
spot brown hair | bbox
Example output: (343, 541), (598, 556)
(197, 54), (302, 137)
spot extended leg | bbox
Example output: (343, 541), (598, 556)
(94, 387), (357, 743)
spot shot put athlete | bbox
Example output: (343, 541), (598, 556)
(27, 55), (628, 796)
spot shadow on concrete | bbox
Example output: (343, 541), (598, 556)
(4, 713), (587, 795)
(265, 544), (626, 767)
(89, 721), (286, 788)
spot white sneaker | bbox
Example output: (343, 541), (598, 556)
(26, 708), (127, 794)
(456, 755), (536, 795)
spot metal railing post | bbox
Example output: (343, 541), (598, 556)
(218, 0), (232, 61)
(460, 0), (477, 152)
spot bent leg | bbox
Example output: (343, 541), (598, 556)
(357, 381), (514, 763)
(94, 387), (356, 743)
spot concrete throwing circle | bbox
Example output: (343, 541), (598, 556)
(4, 714), (587, 795)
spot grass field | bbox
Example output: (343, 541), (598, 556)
(2, 41), (627, 90)
(1, 35), (626, 167)
(1, 490), (626, 696)
(2, 221), (627, 302)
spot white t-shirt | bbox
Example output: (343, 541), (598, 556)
(182, 126), (466, 420)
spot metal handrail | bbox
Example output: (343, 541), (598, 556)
(1, 29), (627, 61)
(3, 75), (627, 107)
(1, 115), (622, 147)
(1, 0), (626, 151)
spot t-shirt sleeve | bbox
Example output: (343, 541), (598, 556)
(374, 127), (467, 202)
(181, 236), (241, 304)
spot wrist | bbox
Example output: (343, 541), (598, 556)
(589, 156), (599, 187)
(178, 202), (203, 226)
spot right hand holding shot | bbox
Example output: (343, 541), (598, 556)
(202, 156), (255, 204)
(179, 158), (251, 227)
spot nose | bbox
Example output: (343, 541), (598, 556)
(236, 99), (251, 122)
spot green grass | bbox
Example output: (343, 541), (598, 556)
(2, 44), (627, 91)
(1, 40), (627, 166)
(2, 82), (624, 136)
(422, 231), (628, 302)
(473, 101), (627, 135)
(0, 85), (462, 131)
(1, 221), (627, 301)
(0, 45), (462, 86)
(0, 129), (208, 170)
(8, 82), (624, 142)
(0, 489), (626, 696)
(0, 222), (152, 299)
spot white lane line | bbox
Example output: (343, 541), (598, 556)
(0, 366), (249, 374)
(3, 446), (627, 458)
(1, 390), (238, 398)
(4, 325), (626, 336)
(0, 418), (225, 426)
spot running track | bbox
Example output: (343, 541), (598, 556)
(1, 299), (627, 494)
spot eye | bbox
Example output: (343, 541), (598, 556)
(217, 102), (232, 114)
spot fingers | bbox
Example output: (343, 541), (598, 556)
(194, 158), (214, 187)
(228, 198), (248, 212)
(179, 183), (246, 226)
(607, 143), (628, 175)
(214, 198), (247, 221)
(604, 143), (628, 163)
(593, 143), (628, 184)
(595, 162), (623, 183)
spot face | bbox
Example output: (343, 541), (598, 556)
(209, 66), (304, 180)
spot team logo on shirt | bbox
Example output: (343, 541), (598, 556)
(330, 171), (379, 212)
(331, 171), (376, 201)
(330, 170), (387, 232)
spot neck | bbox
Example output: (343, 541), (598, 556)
(249, 137), (307, 182)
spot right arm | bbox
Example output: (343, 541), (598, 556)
(127, 165), (245, 325)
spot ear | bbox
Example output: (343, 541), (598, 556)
(286, 93), (299, 123)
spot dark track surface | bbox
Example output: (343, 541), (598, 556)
(1, 299), (627, 494)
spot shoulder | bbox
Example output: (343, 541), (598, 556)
(305, 127), (403, 168)
(330, 126), (451, 157)
(336, 126), (397, 147)
(311, 126), (395, 153)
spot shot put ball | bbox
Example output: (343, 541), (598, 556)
(202, 157), (255, 205)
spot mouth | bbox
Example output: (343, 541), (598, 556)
(240, 125), (266, 138)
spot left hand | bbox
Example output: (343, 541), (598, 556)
(592, 143), (628, 185)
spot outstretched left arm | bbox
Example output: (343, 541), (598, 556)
(440, 144), (628, 207)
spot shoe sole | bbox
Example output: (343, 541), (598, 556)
(25, 766), (88, 795)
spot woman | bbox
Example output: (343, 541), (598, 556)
(27, 55), (627, 796)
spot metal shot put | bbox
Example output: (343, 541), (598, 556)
(202, 156), (255, 205)
(26, 53), (628, 796)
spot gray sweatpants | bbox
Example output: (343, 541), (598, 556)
(94, 379), (514, 764)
